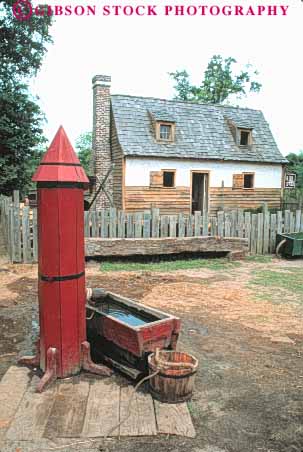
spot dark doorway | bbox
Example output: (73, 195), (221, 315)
(191, 172), (209, 213)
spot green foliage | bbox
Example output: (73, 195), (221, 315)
(99, 257), (241, 272)
(75, 132), (92, 175)
(249, 268), (303, 303)
(245, 255), (273, 263)
(285, 150), (303, 188)
(0, 1), (53, 195)
(0, 1), (52, 83)
(169, 55), (262, 104)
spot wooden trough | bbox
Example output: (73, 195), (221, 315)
(86, 289), (181, 379)
(85, 236), (248, 260)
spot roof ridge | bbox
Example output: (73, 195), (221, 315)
(111, 93), (262, 112)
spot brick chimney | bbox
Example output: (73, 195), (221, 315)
(91, 75), (113, 209)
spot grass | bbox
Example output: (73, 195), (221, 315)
(249, 268), (303, 300)
(245, 255), (273, 264)
(99, 257), (241, 272)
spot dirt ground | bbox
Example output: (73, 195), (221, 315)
(0, 257), (303, 452)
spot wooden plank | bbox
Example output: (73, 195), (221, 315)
(263, 211), (270, 255)
(6, 375), (56, 440)
(277, 211), (283, 234)
(194, 211), (201, 236)
(295, 210), (301, 232)
(284, 210), (290, 233)
(84, 211), (90, 237)
(237, 210), (244, 238)
(13, 190), (19, 208)
(151, 208), (160, 238)
(217, 211), (224, 237)
(231, 210), (237, 237)
(91, 210), (97, 237)
(250, 214), (258, 254)
(120, 387), (157, 436)
(186, 215), (193, 237)
(270, 213), (277, 253)
(109, 207), (117, 238)
(118, 210), (126, 238)
(143, 212), (151, 238)
(224, 212), (231, 237)
(169, 215), (177, 238)
(44, 377), (89, 438)
(134, 212), (143, 238)
(210, 216), (217, 236)
(22, 206), (31, 263)
(154, 400), (195, 438)
(0, 366), (30, 439)
(126, 213), (134, 238)
(100, 210), (108, 238)
(8, 208), (14, 262)
(244, 212), (251, 248)
(82, 378), (120, 438)
(178, 213), (185, 238)
(32, 207), (38, 261)
(202, 211), (208, 236)
(160, 215), (169, 238)
(289, 211), (295, 233)
(13, 206), (21, 262)
(257, 213), (264, 254)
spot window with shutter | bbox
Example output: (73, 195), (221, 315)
(232, 174), (244, 189)
(150, 171), (163, 187)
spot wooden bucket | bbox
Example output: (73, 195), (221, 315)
(148, 350), (198, 403)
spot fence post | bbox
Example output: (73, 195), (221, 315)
(202, 211), (208, 236)
(194, 211), (201, 236)
(22, 206), (31, 263)
(257, 213), (264, 254)
(169, 215), (177, 238)
(151, 208), (160, 238)
(32, 208), (38, 261)
(295, 210), (301, 232)
(263, 211), (270, 255)
(270, 213), (277, 253)
(217, 211), (224, 237)
(244, 212), (251, 249)
(143, 212), (151, 238)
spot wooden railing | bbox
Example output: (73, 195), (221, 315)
(1, 191), (303, 263)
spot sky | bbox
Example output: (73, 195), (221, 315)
(31, 0), (303, 156)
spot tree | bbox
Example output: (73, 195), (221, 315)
(75, 132), (92, 175)
(0, 1), (53, 195)
(169, 55), (262, 104)
(285, 151), (303, 189)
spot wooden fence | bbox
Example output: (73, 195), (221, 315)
(1, 191), (303, 263)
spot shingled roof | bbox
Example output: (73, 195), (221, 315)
(111, 95), (287, 164)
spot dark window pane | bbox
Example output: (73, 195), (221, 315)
(244, 174), (254, 188)
(159, 124), (172, 140)
(240, 131), (250, 145)
(163, 171), (175, 187)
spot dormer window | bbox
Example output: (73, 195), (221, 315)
(239, 129), (252, 146)
(156, 122), (175, 142)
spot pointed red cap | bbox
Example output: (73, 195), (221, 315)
(32, 126), (89, 185)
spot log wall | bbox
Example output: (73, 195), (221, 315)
(124, 186), (282, 215)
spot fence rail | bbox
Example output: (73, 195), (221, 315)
(1, 191), (303, 263)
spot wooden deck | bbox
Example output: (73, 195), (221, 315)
(0, 366), (195, 444)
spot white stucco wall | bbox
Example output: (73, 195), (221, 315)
(125, 157), (282, 188)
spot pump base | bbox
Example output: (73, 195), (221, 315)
(81, 341), (113, 376)
(36, 347), (57, 393)
(18, 339), (40, 367)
